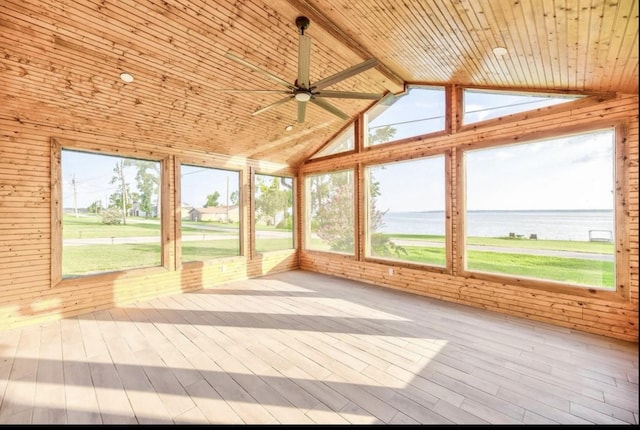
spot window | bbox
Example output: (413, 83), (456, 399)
(305, 169), (355, 254)
(463, 128), (615, 289)
(254, 174), (294, 252)
(462, 89), (583, 125)
(365, 155), (446, 267)
(180, 164), (240, 262)
(60, 149), (162, 278)
(310, 124), (354, 159)
(365, 86), (445, 146)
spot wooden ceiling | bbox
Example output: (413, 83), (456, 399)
(1, 0), (638, 166)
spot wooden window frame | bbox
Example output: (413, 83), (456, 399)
(303, 168), (357, 257)
(175, 157), (244, 269)
(50, 137), (171, 287)
(456, 120), (630, 301)
(253, 172), (296, 254)
(362, 153), (451, 273)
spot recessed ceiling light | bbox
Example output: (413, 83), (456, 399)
(493, 47), (508, 56)
(285, 124), (294, 132)
(119, 72), (134, 83)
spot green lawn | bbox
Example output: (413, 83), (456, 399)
(310, 234), (615, 289)
(63, 243), (161, 277)
(63, 214), (161, 238)
(62, 216), (614, 288)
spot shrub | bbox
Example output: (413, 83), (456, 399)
(101, 207), (122, 225)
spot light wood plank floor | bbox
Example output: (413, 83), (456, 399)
(0, 270), (638, 424)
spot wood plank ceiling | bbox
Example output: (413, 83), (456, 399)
(1, 0), (638, 166)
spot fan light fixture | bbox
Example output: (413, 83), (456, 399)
(294, 92), (311, 102)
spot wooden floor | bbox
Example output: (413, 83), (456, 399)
(0, 270), (638, 424)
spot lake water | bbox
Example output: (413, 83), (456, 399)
(380, 210), (614, 242)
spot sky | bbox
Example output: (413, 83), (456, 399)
(62, 88), (614, 212)
(367, 87), (612, 212)
(61, 152), (239, 209)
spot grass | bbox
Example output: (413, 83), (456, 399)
(466, 249), (614, 288)
(63, 214), (161, 239)
(311, 234), (615, 289)
(62, 216), (614, 288)
(63, 243), (161, 277)
(388, 233), (614, 253)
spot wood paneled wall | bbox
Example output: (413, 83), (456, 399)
(299, 91), (639, 342)
(0, 120), (297, 331)
(0, 91), (637, 343)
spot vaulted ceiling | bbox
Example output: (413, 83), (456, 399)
(1, 0), (638, 166)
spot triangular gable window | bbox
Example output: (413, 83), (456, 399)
(463, 89), (584, 125)
(310, 124), (354, 159)
(365, 86), (446, 146)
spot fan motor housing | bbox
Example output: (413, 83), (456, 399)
(295, 16), (310, 33)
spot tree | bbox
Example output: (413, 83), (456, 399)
(313, 178), (354, 252)
(87, 200), (102, 214)
(204, 191), (220, 207)
(309, 125), (406, 257)
(125, 160), (160, 218)
(229, 190), (239, 206)
(109, 159), (130, 224)
(369, 124), (396, 145)
(255, 176), (292, 227)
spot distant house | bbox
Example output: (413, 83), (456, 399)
(181, 202), (194, 220)
(189, 205), (239, 223)
(129, 202), (158, 218)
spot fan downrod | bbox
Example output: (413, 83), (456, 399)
(295, 16), (310, 34)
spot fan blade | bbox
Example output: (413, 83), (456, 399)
(312, 58), (379, 91)
(225, 52), (293, 89)
(252, 96), (294, 116)
(310, 98), (349, 120)
(313, 90), (383, 100)
(210, 89), (291, 94)
(298, 34), (311, 89)
(297, 100), (307, 123)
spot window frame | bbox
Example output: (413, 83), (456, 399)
(175, 158), (244, 268)
(303, 167), (357, 256)
(460, 87), (585, 127)
(51, 138), (170, 286)
(363, 152), (451, 273)
(456, 120), (629, 300)
(308, 123), (356, 161)
(253, 171), (296, 254)
(363, 85), (447, 148)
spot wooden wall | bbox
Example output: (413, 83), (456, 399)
(0, 120), (297, 331)
(0, 89), (638, 343)
(299, 90), (639, 342)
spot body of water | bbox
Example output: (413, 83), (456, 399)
(380, 210), (614, 242)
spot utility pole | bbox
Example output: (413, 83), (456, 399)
(119, 160), (128, 225)
(72, 173), (78, 218)
(226, 175), (230, 222)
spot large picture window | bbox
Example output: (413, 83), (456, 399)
(463, 128), (615, 289)
(365, 156), (446, 267)
(180, 164), (240, 262)
(60, 149), (162, 278)
(254, 174), (294, 252)
(305, 169), (355, 254)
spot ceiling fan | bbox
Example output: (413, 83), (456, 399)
(219, 16), (384, 123)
